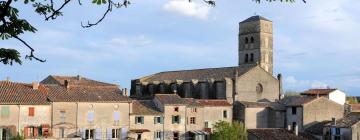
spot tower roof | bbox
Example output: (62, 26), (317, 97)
(240, 15), (271, 23)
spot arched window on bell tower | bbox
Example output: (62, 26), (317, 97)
(245, 37), (249, 44)
(250, 53), (254, 62)
(250, 37), (254, 43)
(245, 54), (249, 63)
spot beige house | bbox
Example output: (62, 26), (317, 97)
(196, 100), (232, 132)
(0, 81), (51, 140)
(42, 75), (132, 140)
(281, 96), (344, 132)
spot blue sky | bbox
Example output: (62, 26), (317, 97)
(1, 0), (360, 96)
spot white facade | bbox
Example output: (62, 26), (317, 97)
(328, 90), (346, 105)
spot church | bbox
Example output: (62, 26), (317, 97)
(130, 16), (281, 104)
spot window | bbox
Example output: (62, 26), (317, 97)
(292, 107), (297, 115)
(334, 128), (341, 140)
(87, 111), (94, 122)
(114, 111), (120, 121)
(174, 107), (179, 112)
(205, 121), (209, 128)
(1, 128), (11, 140)
(245, 37), (249, 44)
(173, 132), (179, 140)
(135, 116), (144, 124)
(190, 117), (196, 124)
(172, 115), (180, 124)
(256, 83), (263, 94)
(250, 53), (254, 62)
(154, 131), (162, 140)
(245, 54), (249, 63)
(1, 106), (10, 118)
(191, 108), (197, 113)
(250, 37), (254, 43)
(112, 129), (121, 138)
(85, 129), (95, 140)
(137, 134), (142, 140)
(223, 110), (228, 118)
(154, 116), (163, 124)
(28, 107), (35, 117)
(59, 128), (65, 138)
(60, 111), (65, 123)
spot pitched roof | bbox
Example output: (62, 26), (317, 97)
(239, 101), (285, 111)
(45, 84), (131, 102)
(280, 96), (317, 106)
(301, 89), (336, 95)
(305, 121), (332, 135)
(351, 104), (360, 112)
(131, 100), (162, 115)
(330, 112), (360, 128)
(196, 99), (232, 106)
(154, 94), (187, 105)
(0, 81), (49, 105)
(240, 15), (271, 23)
(248, 128), (317, 140)
(41, 75), (117, 87)
(183, 98), (202, 107)
(138, 65), (255, 82)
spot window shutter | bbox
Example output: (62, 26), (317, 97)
(95, 128), (101, 140)
(172, 116), (174, 124)
(179, 116), (181, 123)
(141, 116), (144, 124)
(161, 117), (164, 124)
(121, 127), (127, 140)
(106, 128), (111, 140)
(154, 131), (156, 139)
(154, 117), (156, 124)
(24, 127), (28, 138)
(29, 107), (35, 117)
(80, 128), (85, 139)
(0, 128), (3, 140)
(34, 127), (38, 137)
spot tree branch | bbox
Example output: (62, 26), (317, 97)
(11, 35), (46, 62)
(45, 0), (71, 20)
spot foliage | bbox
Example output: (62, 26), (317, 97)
(10, 132), (25, 140)
(0, 0), (306, 65)
(211, 121), (248, 140)
(347, 96), (359, 104)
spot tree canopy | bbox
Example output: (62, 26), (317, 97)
(0, 0), (306, 65)
(211, 121), (248, 140)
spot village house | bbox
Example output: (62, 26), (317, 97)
(280, 96), (344, 133)
(0, 81), (51, 140)
(41, 75), (132, 140)
(247, 128), (317, 140)
(301, 89), (346, 105)
(323, 112), (360, 140)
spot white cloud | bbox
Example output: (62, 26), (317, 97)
(284, 76), (329, 91)
(109, 35), (152, 47)
(163, 0), (211, 20)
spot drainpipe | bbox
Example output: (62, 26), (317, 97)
(76, 102), (79, 136)
(185, 106), (187, 139)
(17, 104), (20, 134)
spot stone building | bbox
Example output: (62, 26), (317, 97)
(130, 16), (281, 104)
(324, 112), (360, 140)
(41, 75), (132, 140)
(0, 81), (52, 139)
(301, 89), (346, 105)
(281, 96), (344, 132)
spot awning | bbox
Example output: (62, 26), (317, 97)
(129, 129), (150, 133)
(190, 130), (208, 135)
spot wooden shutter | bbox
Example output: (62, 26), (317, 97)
(95, 128), (101, 140)
(34, 127), (39, 138)
(160, 116), (164, 124)
(24, 127), (29, 138)
(28, 107), (35, 117)
(80, 128), (85, 139)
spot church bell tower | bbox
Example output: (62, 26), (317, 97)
(238, 16), (273, 74)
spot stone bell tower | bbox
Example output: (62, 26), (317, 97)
(238, 15), (273, 74)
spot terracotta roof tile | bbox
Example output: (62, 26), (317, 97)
(351, 104), (360, 112)
(301, 89), (336, 95)
(305, 121), (332, 135)
(196, 99), (232, 106)
(154, 94), (187, 105)
(280, 96), (316, 106)
(0, 81), (49, 105)
(41, 75), (117, 87)
(131, 100), (162, 115)
(248, 128), (317, 140)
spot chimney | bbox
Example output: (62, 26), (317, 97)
(295, 125), (298, 136)
(277, 73), (283, 100)
(64, 80), (70, 89)
(332, 117), (336, 126)
(32, 82), (39, 90)
(124, 88), (128, 96)
(77, 75), (82, 81)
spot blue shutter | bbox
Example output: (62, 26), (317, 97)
(95, 128), (101, 140)
(114, 111), (120, 121)
(141, 116), (144, 124)
(0, 128), (3, 140)
(106, 128), (112, 140)
(121, 128), (127, 140)
(80, 129), (85, 139)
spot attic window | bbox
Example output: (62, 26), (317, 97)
(174, 107), (179, 112)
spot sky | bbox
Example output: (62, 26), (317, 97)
(1, 0), (360, 96)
